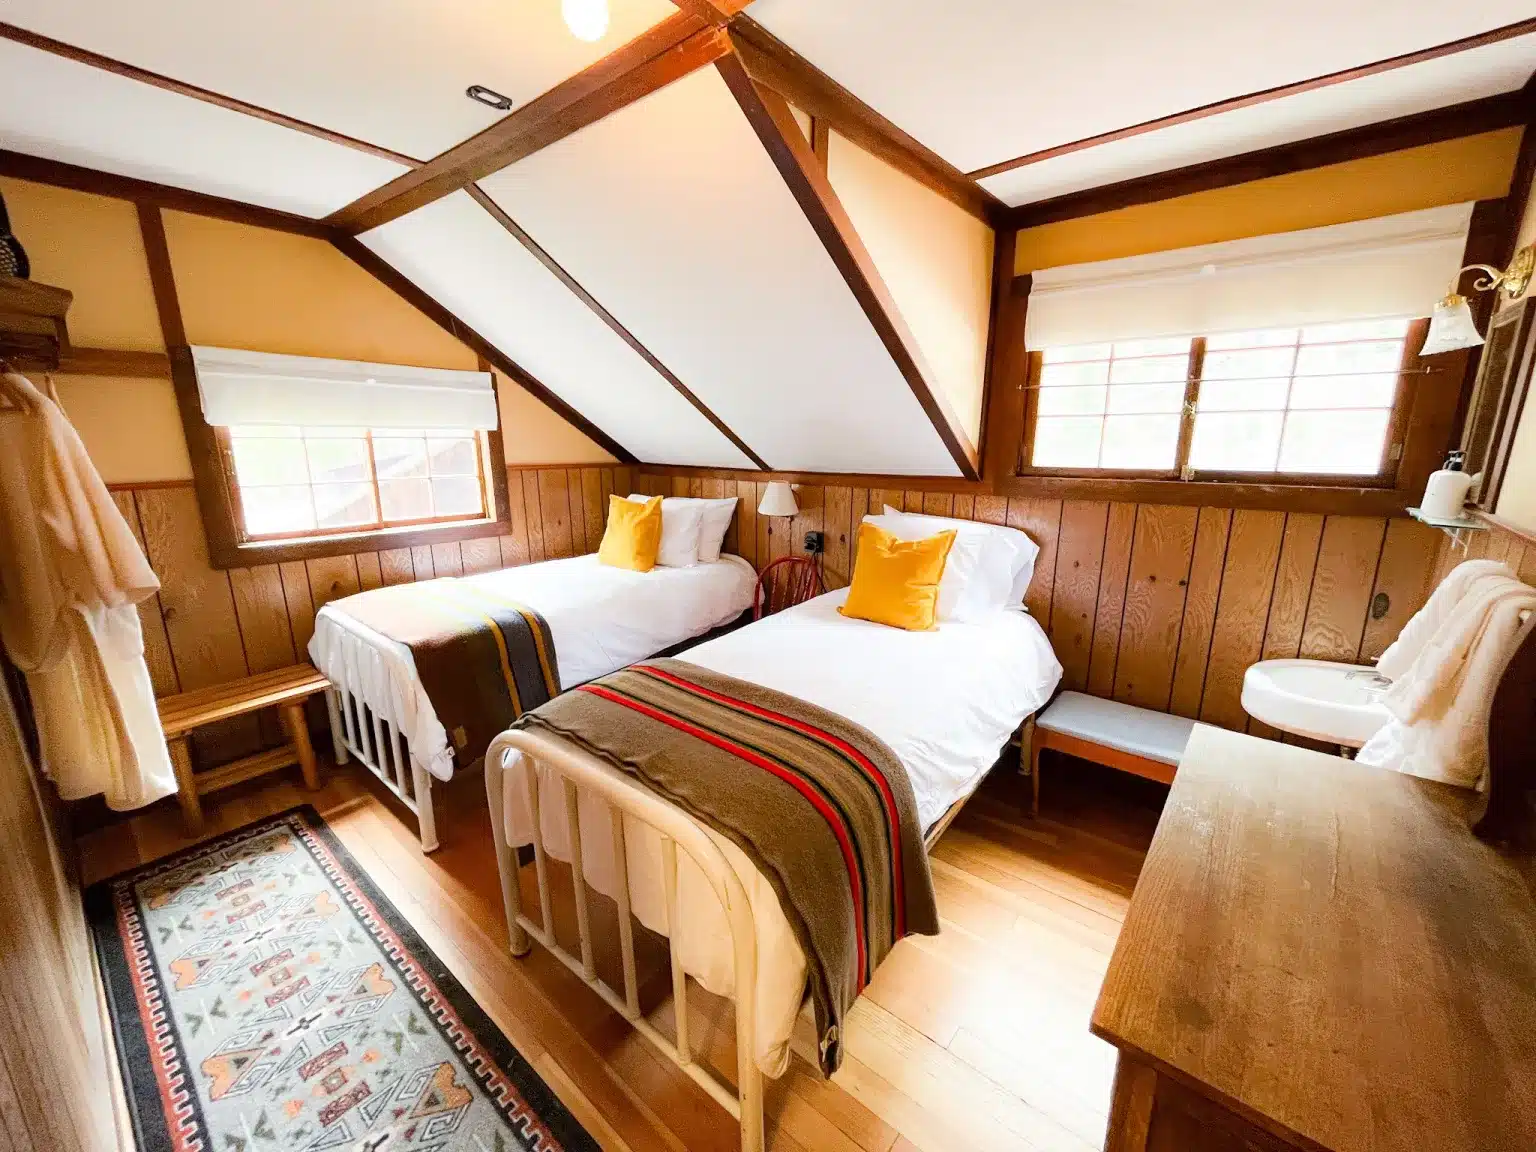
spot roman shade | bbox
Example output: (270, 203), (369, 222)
(1025, 203), (1475, 349)
(190, 346), (498, 430)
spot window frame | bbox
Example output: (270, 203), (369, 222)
(171, 347), (512, 570)
(1017, 321), (1422, 489)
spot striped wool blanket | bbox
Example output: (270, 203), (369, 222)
(512, 658), (938, 1074)
(332, 578), (559, 764)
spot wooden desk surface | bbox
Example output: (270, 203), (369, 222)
(1093, 725), (1536, 1152)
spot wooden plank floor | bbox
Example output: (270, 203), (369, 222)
(76, 753), (1166, 1152)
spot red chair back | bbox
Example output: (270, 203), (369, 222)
(754, 556), (823, 620)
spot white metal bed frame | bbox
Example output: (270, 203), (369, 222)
(325, 682), (441, 851)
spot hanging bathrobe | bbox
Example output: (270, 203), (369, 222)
(0, 369), (176, 809)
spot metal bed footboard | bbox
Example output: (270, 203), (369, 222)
(484, 728), (765, 1152)
(325, 672), (440, 851)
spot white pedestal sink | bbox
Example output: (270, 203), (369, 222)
(1241, 660), (1392, 748)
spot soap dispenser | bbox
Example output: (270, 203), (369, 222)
(1420, 450), (1481, 521)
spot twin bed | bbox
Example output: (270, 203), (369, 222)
(309, 502), (1063, 1151)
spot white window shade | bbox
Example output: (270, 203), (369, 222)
(1025, 203), (1473, 349)
(190, 346), (498, 430)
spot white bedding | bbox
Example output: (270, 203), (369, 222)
(493, 590), (1062, 1076)
(309, 553), (756, 780)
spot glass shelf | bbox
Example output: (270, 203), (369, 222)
(1409, 507), (1487, 550)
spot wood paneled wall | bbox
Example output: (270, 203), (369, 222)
(636, 468), (1448, 736)
(112, 464), (631, 768)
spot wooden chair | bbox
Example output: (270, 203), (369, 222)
(753, 555), (823, 619)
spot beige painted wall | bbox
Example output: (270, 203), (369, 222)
(2, 179), (612, 482)
(1495, 140), (1536, 533)
(828, 132), (994, 444)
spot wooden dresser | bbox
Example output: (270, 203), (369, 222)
(1095, 724), (1536, 1152)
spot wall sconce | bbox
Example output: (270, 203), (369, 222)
(757, 482), (798, 518)
(1421, 244), (1536, 355)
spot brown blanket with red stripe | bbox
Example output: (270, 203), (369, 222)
(511, 658), (938, 1074)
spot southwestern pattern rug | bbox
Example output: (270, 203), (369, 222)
(85, 806), (597, 1152)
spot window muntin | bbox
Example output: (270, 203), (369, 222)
(1026, 318), (1413, 481)
(226, 426), (488, 541)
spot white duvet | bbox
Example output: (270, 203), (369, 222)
(491, 590), (1062, 1076)
(309, 554), (756, 780)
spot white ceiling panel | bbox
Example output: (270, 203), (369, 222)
(361, 191), (756, 469)
(749, 0), (1536, 174)
(0, 39), (405, 216)
(481, 67), (962, 476)
(982, 33), (1536, 207)
(1, 0), (679, 161)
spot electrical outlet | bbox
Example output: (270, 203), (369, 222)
(804, 531), (824, 554)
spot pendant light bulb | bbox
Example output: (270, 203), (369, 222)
(562, 0), (609, 42)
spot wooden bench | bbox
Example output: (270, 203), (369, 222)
(1028, 691), (1194, 815)
(157, 664), (330, 833)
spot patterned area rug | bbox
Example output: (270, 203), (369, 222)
(86, 806), (597, 1152)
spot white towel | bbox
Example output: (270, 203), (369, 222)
(1357, 572), (1536, 788)
(1375, 559), (1515, 681)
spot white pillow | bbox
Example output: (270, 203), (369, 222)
(626, 495), (705, 567)
(863, 512), (987, 622)
(631, 494), (737, 563)
(880, 506), (1038, 614)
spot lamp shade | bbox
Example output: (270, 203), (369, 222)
(757, 482), (798, 518)
(1420, 294), (1485, 356)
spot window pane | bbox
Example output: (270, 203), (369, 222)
(231, 437), (307, 486)
(1288, 373), (1397, 410)
(1206, 328), (1297, 350)
(1196, 377), (1290, 411)
(304, 437), (371, 484)
(1042, 343), (1111, 364)
(1189, 412), (1283, 471)
(372, 437), (429, 479)
(1300, 318), (1410, 343)
(379, 478), (432, 521)
(432, 476), (483, 516)
(242, 486), (315, 535)
(312, 483), (376, 529)
(1112, 336), (1190, 358)
(1278, 410), (1390, 474)
(1032, 416), (1102, 467)
(1037, 384), (1106, 416)
(1203, 347), (1296, 380)
(1102, 415), (1180, 469)
(1039, 360), (1109, 388)
(1294, 339), (1403, 377)
(1109, 354), (1188, 384)
(1107, 382), (1186, 414)
(427, 437), (478, 476)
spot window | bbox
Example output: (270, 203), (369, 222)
(223, 426), (490, 542)
(1022, 318), (1415, 482)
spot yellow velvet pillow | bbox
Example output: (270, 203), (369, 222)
(598, 494), (662, 572)
(839, 522), (957, 631)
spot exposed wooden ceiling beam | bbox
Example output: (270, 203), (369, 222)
(466, 185), (770, 469)
(327, 15), (728, 235)
(728, 17), (1004, 228)
(1005, 89), (1533, 230)
(718, 56), (980, 479)
(0, 20), (418, 167)
(0, 147), (337, 238)
(972, 16), (1536, 183)
(333, 235), (638, 463)
(668, 0), (754, 27)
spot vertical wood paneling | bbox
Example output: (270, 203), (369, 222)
(870, 488), (905, 516)
(952, 493), (975, 521)
(612, 466), (633, 499)
(354, 551), (383, 591)
(904, 490), (925, 512)
(1250, 512), (1326, 737)
(410, 545), (436, 581)
(673, 476), (692, 498)
(538, 470), (574, 560)
(735, 479), (758, 570)
(521, 471), (547, 562)
(112, 490), (179, 695)
(431, 541), (464, 577)
(1087, 503), (1137, 696)
(279, 561), (317, 656)
(756, 481), (773, 565)
(1168, 508), (1232, 720)
(1299, 516), (1388, 663)
(849, 488), (870, 572)
(972, 494), (1007, 526)
(1200, 510), (1286, 729)
(1048, 501), (1108, 693)
(1113, 505), (1199, 711)
(380, 548), (415, 585)
(580, 468), (605, 554)
(1006, 498), (1062, 620)
(565, 469), (588, 553)
(501, 475), (530, 569)
(306, 555), (361, 613)
(922, 491), (953, 518)
(228, 565), (297, 672)
(1519, 541), (1536, 585)
(459, 538), (502, 574)
(823, 486), (854, 588)
(791, 483), (823, 560)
